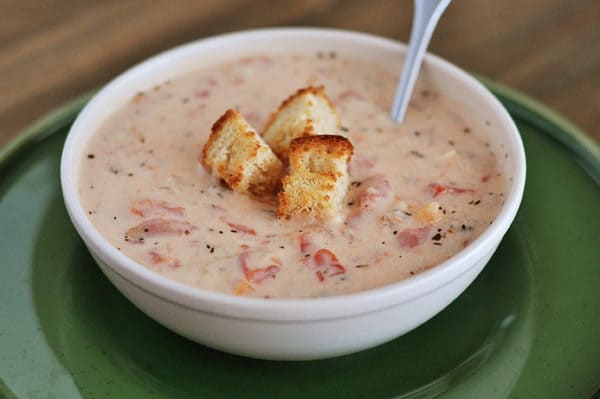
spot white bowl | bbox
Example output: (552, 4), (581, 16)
(60, 28), (526, 361)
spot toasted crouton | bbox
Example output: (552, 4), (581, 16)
(278, 135), (353, 219)
(262, 86), (340, 160)
(202, 109), (283, 196)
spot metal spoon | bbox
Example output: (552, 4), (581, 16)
(390, 0), (451, 123)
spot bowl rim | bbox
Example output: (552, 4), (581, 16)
(60, 27), (526, 322)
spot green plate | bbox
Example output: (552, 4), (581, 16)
(1, 82), (599, 399)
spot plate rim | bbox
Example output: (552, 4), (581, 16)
(0, 83), (599, 397)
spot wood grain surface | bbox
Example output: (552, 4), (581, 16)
(1, 0), (599, 149)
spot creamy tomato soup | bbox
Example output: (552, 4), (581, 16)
(79, 53), (507, 298)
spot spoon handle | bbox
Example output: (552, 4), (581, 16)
(390, 0), (451, 123)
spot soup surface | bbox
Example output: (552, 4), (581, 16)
(79, 53), (507, 298)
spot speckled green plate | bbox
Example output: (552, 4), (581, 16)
(1, 82), (599, 399)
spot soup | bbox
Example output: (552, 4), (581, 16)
(79, 52), (507, 298)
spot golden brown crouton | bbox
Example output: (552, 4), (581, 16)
(278, 135), (354, 219)
(262, 86), (340, 160)
(202, 109), (283, 196)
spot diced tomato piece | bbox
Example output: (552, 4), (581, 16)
(356, 175), (392, 207)
(299, 232), (313, 253)
(313, 248), (340, 268)
(148, 251), (181, 268)
(309, 249), (346, 281)
(237, 246), (280, 284)
(125, 218), (195, 243)
(130, 199), (185, 217)
(245, 265), (280, 284)
(220, 217), (256, 235)
(149, 251), (166, 263)
(315, 270), (325, 282)
(428, 183), (447, 198)
(447, 185), (473, 195)
(397, 226), (432, 248)
(427, 183), (474, 198)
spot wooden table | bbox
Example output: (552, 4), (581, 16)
(1, 0), (599, 149)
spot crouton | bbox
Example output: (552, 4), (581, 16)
(201, 109), (283, 196)
(262, 86), (340, 160)
(278, 135), (354, 219)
